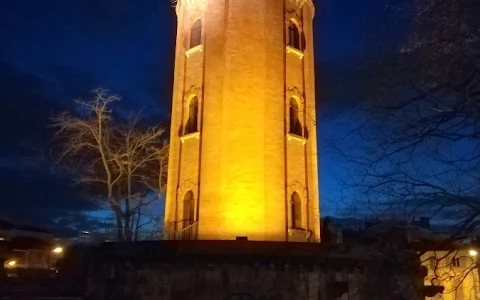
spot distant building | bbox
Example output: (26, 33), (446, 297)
(0, 219), (53, 243)
(0, 219), (63, 270)
(322, 216), (480, 300)
(421, 248), (479, 300)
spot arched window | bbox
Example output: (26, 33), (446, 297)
(288, 21), (300, 50)
(291, 192), (302, 229)
(289, 98), (302, 136)
(185, 96), (199, 135)
(190, 19), (202, 48)
(183, 191), (195, 228)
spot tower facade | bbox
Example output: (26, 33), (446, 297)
(165, 0), (320, 242)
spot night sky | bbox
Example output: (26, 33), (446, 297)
(0, 0), (403, 235)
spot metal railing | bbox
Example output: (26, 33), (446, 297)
(76, 228), (165, 244)
(164, 221), (198, 241)
(75, 221), (199, 244)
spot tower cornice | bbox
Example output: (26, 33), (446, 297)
(175, 0), (315, 18)
(174, 0), (207, 16)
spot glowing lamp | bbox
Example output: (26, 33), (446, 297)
(52, 247), (63, 254)
(469, 249), (478, 257)
(6, 260), (16, 268)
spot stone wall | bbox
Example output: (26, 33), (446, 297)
(82, 241), (424, 300)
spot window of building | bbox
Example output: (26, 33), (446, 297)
(429, 257), (437, 269)
(288, 21), (300, 50)
(291, 192), (302, 229)
(289, 98), (302, 136)
(184, 96), (199, 135)
(183, 191), (195, 229)
(190, 19), (202, 48)
(452, 257), (461, 268)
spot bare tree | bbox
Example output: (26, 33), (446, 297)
(325, 0), (480, 296)
(113, 115), (169, 241)
(50, 89), (168, 241)
(329, 0), (479, 241)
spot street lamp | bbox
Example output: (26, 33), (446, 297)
(52, 247), (63, 254)
(470, 249), (478, 257)
(4, 260), (16, 268)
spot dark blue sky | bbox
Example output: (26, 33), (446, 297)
(0, 0), (403, 234)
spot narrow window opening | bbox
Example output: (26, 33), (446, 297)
(289, 98), (302, 136)
(288, 21), (300, 50)
(452, 257), (461, 268)
(185, 96), (199, 135)
(190, 20), (202, 48)
(291, 192), (302, 229)
(429, 257), (437, 269)
(183, 191), (195, 229)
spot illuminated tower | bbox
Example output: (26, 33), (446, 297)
(165, 0), (319, 242)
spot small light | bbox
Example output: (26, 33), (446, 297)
(7, 260), (16, 267)
(52, 247), (63, 254)
(469, 249), (478, 257)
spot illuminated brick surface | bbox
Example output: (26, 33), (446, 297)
(166, 0), (320, 242)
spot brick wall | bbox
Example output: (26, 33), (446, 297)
(166, 0), (320, 242)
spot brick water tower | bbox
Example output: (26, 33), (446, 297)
(165, 0), (320, 242)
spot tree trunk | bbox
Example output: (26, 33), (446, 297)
(125, 167), (132, 242)
(135, 205), (142, 241)
(114, 185), (125, 242)
(115, 212), (123, 242)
